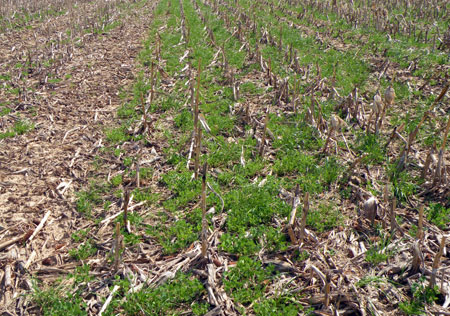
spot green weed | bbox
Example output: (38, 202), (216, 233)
(132, 187), (159, 204)
(148, 219), (197, 254)
(254, 296), (304, 316)
(161, 170), (201, 211)
(0, 106), (12, 116)
(293, 250), (310, 262)
(307, 202), (343, 232)
(399, 277), (439, 315)
(120, 273), (205, 315)
(69, 239), (97, 260)
(0, 119), (34, 139)
(110, 174), (123, 187)
(220, 182), (289, 254)
(32, 266), (91, 316)
(32, 283), (87, 316)
(365, 231), (396, 266)
(356, 275), (386, 288)
(117, 102), (137, 119)
(355, 132), (386, 165)
(426, 203), (450, 229)
(224, 257), (274, 306)
(408, 224), (419, 238)
(105, 126), (129, 144)
(173, 108), (193, 131)
(71, 229), (89, 243)
(76, 184), (105, 216)
(390, 168), (418, 203)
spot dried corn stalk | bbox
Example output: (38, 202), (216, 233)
(363, 197), (377, 226)
(299, 192), (310, 242)
(288, 185), (300, 244)
(430, 236), (446, 288)
(201, 163), (208, 258)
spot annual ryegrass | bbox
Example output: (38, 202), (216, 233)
(0, 119), (34, 139)
(365, 229), (396, 266)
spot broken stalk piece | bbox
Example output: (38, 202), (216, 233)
(123, 190), (130, 233)
(195, 128), (202, 179)
(201, 163), (208, 258)
(418, 205), (424, 241)
(324, 273), (331, 308)
(430, 236), (446, 288)
(390, 197), (401, 235)
(114, 222), (121, 272)
(287, 184), (300, 244)
(299, 192), (310, 242)
(378, 85), (395, 131)
(194, 59), (202, 178)
(259, 111), (270, 157)
(433, 116), (450, 185)
(411, 241), (422, 275)
(421, 144), (435, 180)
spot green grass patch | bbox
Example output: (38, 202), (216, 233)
(426, 203), (450, 230)
(105, 126), (130, 144)
(307, 202), (343, 232)
(0, 119), (34, 139)
(365, 230), (396, 266)
(220, 181), (289, 255)
(399, 277), (440, 315)
(224, 257), (274, 305)
(119, 273), (206, 315)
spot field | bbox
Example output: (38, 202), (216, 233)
(0, 0), (450, 315)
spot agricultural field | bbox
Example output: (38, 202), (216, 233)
(0, 0), (450, 315)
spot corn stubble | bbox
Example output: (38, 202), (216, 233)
(13, 0), (450, 314)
